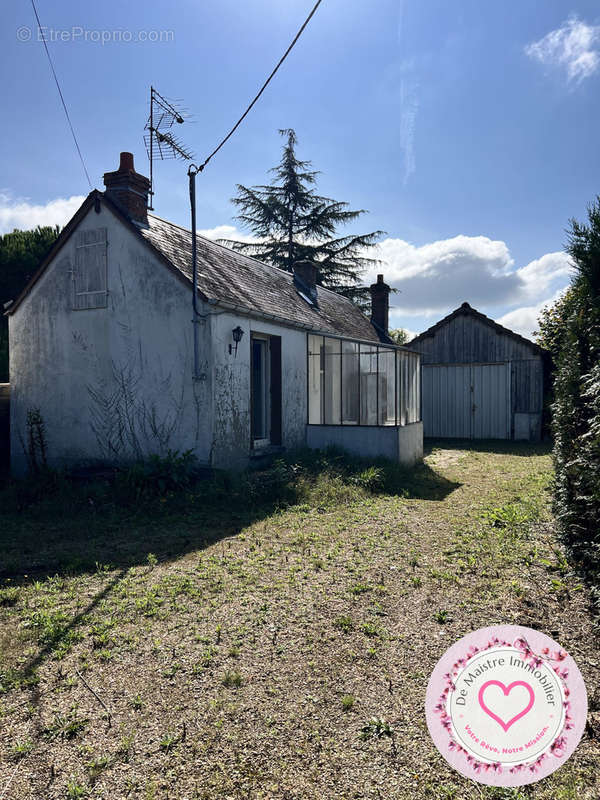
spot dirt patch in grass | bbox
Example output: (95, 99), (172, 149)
(0, 443), (598, 799)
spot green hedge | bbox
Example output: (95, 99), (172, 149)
(546, 199), (600, 610)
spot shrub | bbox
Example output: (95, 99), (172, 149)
(116, 449), (197, 500)
(540, 198), (600, 615)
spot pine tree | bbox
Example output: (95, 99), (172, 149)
(219, 129), (384, 306)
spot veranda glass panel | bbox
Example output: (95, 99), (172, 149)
(341, 340), (359, 424)
(324, 338), (341, 424)
(359, 343), (378, 425)
(408, 355), (419, 423)
(402, 352), (411, 425)
(378, 347), (396, 425)
(396, 351), (405, 425)
(308, 335), (323, 424)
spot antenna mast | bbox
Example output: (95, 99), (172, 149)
(144, 86), (194, 209)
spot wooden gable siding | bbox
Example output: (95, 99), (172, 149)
(411, 314), (539, 365)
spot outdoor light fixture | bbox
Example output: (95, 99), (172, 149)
(231, 325), (244, 356)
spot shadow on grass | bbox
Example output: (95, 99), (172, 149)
(424, 438), (552, 458)
(0, 446), (460, 586)
(0, 446), (462, 695)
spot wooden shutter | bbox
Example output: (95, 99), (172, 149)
(73, 228), (108, 309)
(270, 336), (282, 445)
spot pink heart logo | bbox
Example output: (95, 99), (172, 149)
(478, 680), (535, 732)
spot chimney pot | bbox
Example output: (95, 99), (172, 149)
(119, 151), (135, 172)
(103, 152), (150, 225)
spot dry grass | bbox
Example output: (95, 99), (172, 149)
(0, 442), (598, 799)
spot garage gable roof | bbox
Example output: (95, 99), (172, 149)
(407, 301), (543, 355)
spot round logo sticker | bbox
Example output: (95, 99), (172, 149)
(425, 625), (587, 787)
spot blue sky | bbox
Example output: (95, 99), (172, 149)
(2, 0), (599, 337)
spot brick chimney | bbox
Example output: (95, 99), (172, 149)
(103, 152), (150, 225)
(370, 274), (390, 335)
(293, 260), (318, 304)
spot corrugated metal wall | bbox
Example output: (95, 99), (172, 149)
(422, 364), (511, 439)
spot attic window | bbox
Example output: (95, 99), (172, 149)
(72, 228), (108, 310)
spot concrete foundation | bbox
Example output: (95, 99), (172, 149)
(306, 421), (423, 466)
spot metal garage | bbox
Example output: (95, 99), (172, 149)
(407, 303), (545, 441)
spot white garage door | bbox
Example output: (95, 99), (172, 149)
(422, 363), (511, 439)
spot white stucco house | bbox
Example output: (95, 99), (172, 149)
(6, 153), (423, 475)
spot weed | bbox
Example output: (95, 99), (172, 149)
(434, 609), (450, 624)
(350, 466), (385, 492)
(116, 732), (135, 762)
(333, 615), (354, 634)
(86, 756), (109, 782)
(117, 450), (198, 500)
(0, 586), (19, 606)
(10, 738), (34, 760)
(159, 732), (179, 752)
(360, 622), (380, 638)
(349, 583), (371, 596)
(66, 779), (89, 799)
(130, 693), (143, 710)
(222, 670), (243, 688)
(341, 694), (355, 711)
(43, 708), (88, 740)
(359, 716), (393, 741)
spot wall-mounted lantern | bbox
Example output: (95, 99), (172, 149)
(230, 325), (244, 357)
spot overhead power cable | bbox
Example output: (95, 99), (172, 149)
(196, 0), (323, 172)
(30, 0), (93, 189)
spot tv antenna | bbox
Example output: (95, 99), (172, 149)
(144, 86), (194, 209)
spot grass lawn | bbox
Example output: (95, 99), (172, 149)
(0, 442), (598, 799)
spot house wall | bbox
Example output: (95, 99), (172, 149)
(408, 312), (544, 441)
(209, 312), (307, 468)
(9, 203), (213, 475)
(0, 384), (9, 475)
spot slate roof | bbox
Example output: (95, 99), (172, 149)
(7, 191), (381, 343)
(407, 301), (543, 353)
(139, 213), (380, 342)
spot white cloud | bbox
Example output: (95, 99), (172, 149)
(525, 16), (600, 83)
(0, 193), (85, 235)
(514, 251), (573, 300)
(367, 234), (520, 314)
(198, 224), (260, 244)
(365, 235), (573, 340)
(210, 226), (572, 341)
(496, 287), (568, 339)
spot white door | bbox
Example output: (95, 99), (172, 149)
(421, 363), (511, 439)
